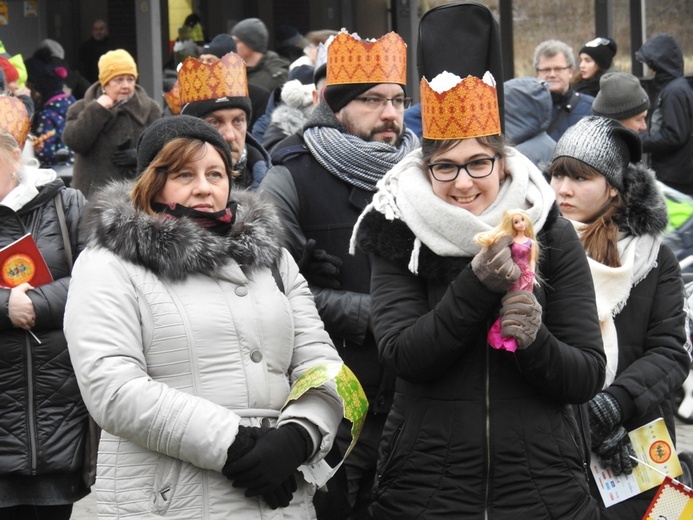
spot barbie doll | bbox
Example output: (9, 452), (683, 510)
(476, 208), (539, 351)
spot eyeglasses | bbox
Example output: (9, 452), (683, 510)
(427, 154), (501, 182)
(536, 66), (572, 75)
(353, 97), (412, 110)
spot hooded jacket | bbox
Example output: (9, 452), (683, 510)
(354, 156), (604, 519)
(0, 169), (89, 506)
(63, 82), (161, 198)
(63, 183), (343, 519)
(504, 77), (556, 167)
(636, 34), (693, 195)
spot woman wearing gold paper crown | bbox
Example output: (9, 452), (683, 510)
(351, 63), (605, 520)
(63, 115), (360, 518)
(0, 96), (92, 520)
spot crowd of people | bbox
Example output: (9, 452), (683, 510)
(0, 5), (692, 520)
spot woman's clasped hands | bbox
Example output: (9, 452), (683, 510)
(222, 423), (313, 509)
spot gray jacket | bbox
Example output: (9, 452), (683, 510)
(64, 183), (343, 519)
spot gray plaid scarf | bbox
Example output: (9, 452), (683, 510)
(303, 105), (418, 191)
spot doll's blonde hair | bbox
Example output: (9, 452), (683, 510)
(475, 208), (538, 249)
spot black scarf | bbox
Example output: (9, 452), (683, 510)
(152, 201), (237, 235)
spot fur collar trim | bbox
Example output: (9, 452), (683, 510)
(614, 161), (668, 236)
(82, 182), (284, 280)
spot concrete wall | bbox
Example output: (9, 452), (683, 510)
(0, 0), (44, 61)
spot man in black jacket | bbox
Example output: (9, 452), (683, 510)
(636, 33), (693, 196)
(259, 30), (418, 519)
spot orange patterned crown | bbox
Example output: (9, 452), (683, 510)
(421, 72), (501, 140)
(0, 96), (30, 149)
(178, 53), (248, 105)
(163, 80), (182, 115)
(327, 30), (407, 86)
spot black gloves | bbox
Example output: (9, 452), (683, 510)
(588, 392), (638, 475)
(471, 235), (520, 293)
(111, 148), (138, 166)
(297, 238), (342, 289)
(500, 290), (542, 349)
(222, 426), (258, 474)
(224, 423), (313, 509)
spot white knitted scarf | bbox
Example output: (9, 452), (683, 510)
(350, 146), (556, 273)
(0, 165), (56, 211)
(571, 220), (661, 387)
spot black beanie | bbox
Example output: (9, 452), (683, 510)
(579, 37), (617, 71)
(180, 96), (253, 122)
(323, 83), (407, 113)
(202, 34), (237, 58)
(136, 115), (233, 174)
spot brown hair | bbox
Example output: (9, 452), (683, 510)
(550, 156), (622, 267)
(421, 134), (506, 164)
(131, 137), (232, 214)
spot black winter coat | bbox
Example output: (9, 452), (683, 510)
(356, 206), (605, 519)
(636, 33), (693, 195)
(593, 245), (689, 519)
(0, 177), (89, 506)
(261, 132), (394, 414)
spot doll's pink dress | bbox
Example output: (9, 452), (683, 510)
(487, 239), (535, 352)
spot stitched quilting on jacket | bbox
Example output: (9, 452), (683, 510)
(64, 182), (343, 519)
(0, 172), (89, 506)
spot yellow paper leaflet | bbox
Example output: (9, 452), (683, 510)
(283, 363), (368, 487)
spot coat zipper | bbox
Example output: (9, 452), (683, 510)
(484, 329), (491, 520)
(25, 334), (38, 474)
(25, 214), (42, 474)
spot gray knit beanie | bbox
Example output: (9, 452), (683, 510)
(136, 115), (232, 174)
(592, 72), (650, 121)
(231, 18), (268, 54)
(552, 116), (642, 192)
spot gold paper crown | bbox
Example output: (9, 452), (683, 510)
(421, 74), (501, 140)
(178, 53), (248, 105)
(326, 31), (407, 86)
(0, 96), (30, 149)
(163, 80), (182, 115)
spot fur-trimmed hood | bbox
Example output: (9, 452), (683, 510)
(614, 161), (668, 236)
(81, 181), (284, 281)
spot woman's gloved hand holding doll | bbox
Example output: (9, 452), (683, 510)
(474, 208), (542, 351)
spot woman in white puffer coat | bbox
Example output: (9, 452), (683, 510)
(64, 116), (344, 519)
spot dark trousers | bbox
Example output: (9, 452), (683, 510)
(0, 504), (73, 520)
(315, 413), (387, 520)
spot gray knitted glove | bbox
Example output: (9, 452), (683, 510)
(588, 392), (623, 449)
(471, 235), (520, 293)
(595, 425), (638, 475)
(500, 290), (542, 349)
